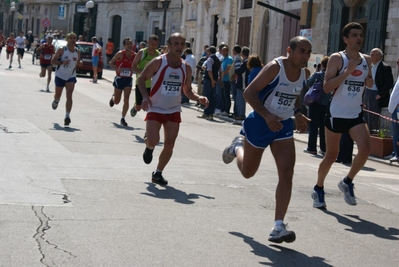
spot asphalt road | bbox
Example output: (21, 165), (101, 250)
(1, 52), (398, 267)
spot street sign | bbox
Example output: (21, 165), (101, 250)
(41, 18), (51, 27)
(17, 13), (23, 20)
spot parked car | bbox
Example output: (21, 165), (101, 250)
(76, 41), (103, 79)
(51, 40), (103, 79)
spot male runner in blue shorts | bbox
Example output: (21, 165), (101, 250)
(222, 36), (312, 243)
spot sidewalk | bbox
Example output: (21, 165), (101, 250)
(101, 67), (394, 166)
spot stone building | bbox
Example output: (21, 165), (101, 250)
(182, 0), (399, 72)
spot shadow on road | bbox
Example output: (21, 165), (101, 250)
(111, 122), (136, 130)
(52, 123), (81, 132)
(229, 232), (333, 266)
(322, 210), (399, 240)
(141, 182), (215, 205)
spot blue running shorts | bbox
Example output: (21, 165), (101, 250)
(240, 111), (294, 149)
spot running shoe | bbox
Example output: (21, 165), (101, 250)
(130, 104), (137, 117)
(64, 117), (71, 127)
(120, 118), (128, 127)
(303, 149), (317, 155)
(222, 136), (244, 164)
(311, 189), (326, 209)
(268, 224), (296, 243)
(52, 100), (58, 110)
(109, 96), (114, 107)
(338, 179), (357, 205)
(143, 147), (154, 164)
(9, 65), (12, 69)
(18, 65), (21, 68)
(152, 171), (168, 186)
(46, 86), (50, 92)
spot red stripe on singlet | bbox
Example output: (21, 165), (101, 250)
(150, 64), (169, 97)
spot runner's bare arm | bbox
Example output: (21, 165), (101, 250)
(108, 51), (123, 71)
(182, 64), (208, 106)
(131, 50), (143, 74)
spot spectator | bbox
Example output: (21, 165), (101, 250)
(90, 36), (102, 83)
(105, 38), (115, 68)
(219, 45), (233, 116)
(233, 46), (250, 124)
(25, 31), (34, 51)
(303, 56), (331, 156)
(182, 48), (196, 104)
(230, 45), (242, 118)
(197, 46), (220, 120)
(247, 54), (263, 84)
(388, 76), (399, 163)
(194, 49), (209, 107)
(363, 48), (394, 133)
(98, 37), (104, 47)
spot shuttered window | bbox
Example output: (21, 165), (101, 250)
(237, 17), (251, 47)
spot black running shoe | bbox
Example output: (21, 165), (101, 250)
(109, 96), (114, 107)
(64, 117), (71, 127)
(152, 171), (168, 186)
(143, 147), (154, 164)
(120, 118), (128, 126)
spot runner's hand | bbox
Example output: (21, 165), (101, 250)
(264, 113), (283, 132)
(295, 113), (311, 133)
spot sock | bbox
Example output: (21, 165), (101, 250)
(274, 220), (284, 227)
(314, 185), (324, 191)
(121, 117), (125, 119)
(155, 169), (162, 173)
(65, 112), (70, 118)
(54, 99), (59, 103)
(234, 145), (243, 156)
(344, 176), (353, 184)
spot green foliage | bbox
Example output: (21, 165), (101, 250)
(378, 128), (391, 138)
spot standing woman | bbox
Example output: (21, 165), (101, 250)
(303, 56), (331, 155)
(91, 36), (102, 83)
(247, 54), (263, 84)
(105, 38), (114, 68)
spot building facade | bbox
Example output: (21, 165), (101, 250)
(182, 0), (399, 72)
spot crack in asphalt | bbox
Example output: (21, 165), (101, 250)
(32, 206), (77, 266)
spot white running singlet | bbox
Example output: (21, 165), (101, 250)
(55, 47), (78, 81)
(329, 51), (369, 119)
(260, 57), (306, 120)
(148, 55), (187, 114)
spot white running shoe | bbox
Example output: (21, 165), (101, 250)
(268, 224), (296, 243)
(338, 179), (357, 205)
(222, 136), (244, 164)
(311, 189), (326, 209)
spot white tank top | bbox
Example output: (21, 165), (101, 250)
(55, 46), (78, 81)
(148, 55), (187, 114)
(261, 57), (306, 120)
(329, 51), (369, 118)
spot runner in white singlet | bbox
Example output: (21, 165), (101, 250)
(312, 22), (373, 209)
(222, 36), (312, 244)
(137, 33), (209, 186)
(50, 32), (83, 127)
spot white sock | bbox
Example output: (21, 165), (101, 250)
(274, 220), (284, 227)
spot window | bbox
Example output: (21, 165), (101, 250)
(243, 0), (252, 9)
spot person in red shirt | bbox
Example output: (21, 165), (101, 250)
(5, 32), (16, 69)
(0, 30), (5, 63)
(108, 37), (136, 126)
(36, 35), (55, 92)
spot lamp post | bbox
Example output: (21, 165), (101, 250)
(85, 0), (95, 40)
(160, 0), (171, 45)
(10, 1), (16, 35)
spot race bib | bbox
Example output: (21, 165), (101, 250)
(44, 54), (52, 60)
(120, 68), (131, 77)
(270, 91), (296, 111)
(341, 80), (364, 98)
(161, 80), (181, 96)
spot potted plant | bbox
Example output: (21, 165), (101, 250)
(369, 128), (393, 158)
